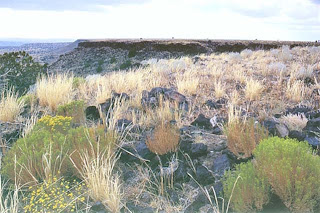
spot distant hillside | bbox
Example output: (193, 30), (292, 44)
(49, 39), (319, 76)
(0, 42), (73, 64)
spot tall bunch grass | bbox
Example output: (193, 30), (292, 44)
(36, 73), (74, 111)
(0, 88), (24, 122)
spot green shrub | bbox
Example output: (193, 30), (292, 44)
(110, 56), (117, 64)
(128, 49), (137, 58)
(223, 161), (270, 212)
(0, 51), (47, 94)
(2, 116), (118, 185)
(119, 60), (132, 70)
(57, 100), (86, 124)
(72, 77), (85, 89)
(224, 118), (268, 159)
(2, 115), (73, 185)
(254, 137), (320, 212)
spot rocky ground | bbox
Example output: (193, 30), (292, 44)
(0, 40), (320, 212)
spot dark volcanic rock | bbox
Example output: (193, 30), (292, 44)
(305, 136), (320, 147)
(276, 123), (289, 138)
(190, 143), (208, 158)
(191, 114), (212, 129)
(116, 119), (132, 130)
(262, 119), (289, 137)
(213, 154), (231, 177)
(91, 201), (107, 212)
(204, 100), (221, 109)
(85, 106), (100, 120)
(174, 161), (190, 182)
(136, 141), (155, 160)
(288, 130), (306, 141)
(141, 87), (188, 110)
(303, 117), (320, 134)
(0, 122), (23, 145)
(125, 202), (155, 213)
(185, 192), (209, 213)
(285, 106), (312, 115)
(212, 126), (223, 135)
(195, 165), (215, 185)
(305, 109), (320, 119)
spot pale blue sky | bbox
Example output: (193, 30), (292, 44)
(0, 0), (319, 41)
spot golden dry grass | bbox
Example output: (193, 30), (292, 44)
(74, 149), (122, 212)
(245, 78), (264, 101)
(176, 70), (200, 95)
(286, 80), (306, 102)
(36, 73), (74, 111)
(0, 88), (25, 122)
(279, 113), (308, 131)
(214, 80), (226, 99)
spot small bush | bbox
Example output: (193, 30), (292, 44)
(23, 176), (87, 212)
(254, 137), (320, 212)
(0, 51), (46, 94)
(224, 118), (268, 159)
(72, 77), (85, 89)
(2, 116), (118, 185)
(0, 88), (25, 122)
(57, 100), (86, 124)
(119, 60), (132, 70)
(223, 161), (270, 212)
(146, 123), (180, 155)
(128, 49), (137, 58)
(2, 116), (73, 185)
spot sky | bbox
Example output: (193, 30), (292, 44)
(0, 0), (319, 41)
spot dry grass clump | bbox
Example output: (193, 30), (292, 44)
(278, 45), (292, 62)
(229, 90), (240, 106)
(36, 73), (74, 111)
(214, 80), (226, 99)
(240, 49), (253, 58)
(296, 65), (314, 79)
(0, 88), (25, 122)
(75, 150), (122, 212)
(244, 78), (264, 101)
(228, 52), (242, 62)
(233, 70), (247, 84)
(146, 123), (180, 155)
(286, 80), (306, 102)
(176, 70), (200, 95)
(279, 113), (308, 131)
(224, 118), (269, 159)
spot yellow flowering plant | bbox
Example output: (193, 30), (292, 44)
(23, 175), (87, 213)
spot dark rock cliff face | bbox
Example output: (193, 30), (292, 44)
(49, 39), (319, 76)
